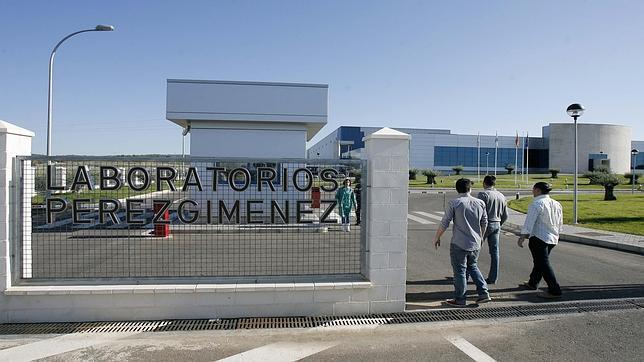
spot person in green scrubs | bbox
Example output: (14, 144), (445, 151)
(335, 178), (357, 232)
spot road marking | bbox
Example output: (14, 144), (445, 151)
(444, 334), (496, 362)
(407, 214), (435, 224)
(0, 332), (137, 362)
(217, 341), (338, 362)
(413, 211), (443, 221)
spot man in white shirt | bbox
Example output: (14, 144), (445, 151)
(518, 182), (563, 298)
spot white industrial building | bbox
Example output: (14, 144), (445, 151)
(308, 124), (643, 174)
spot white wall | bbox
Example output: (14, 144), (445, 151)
(548, 123), (632, 173)
(191, 128), (307, 158)
(167, 79), (327, 141)
(0, 120), (33, 312)
(1, 124), (411, 322)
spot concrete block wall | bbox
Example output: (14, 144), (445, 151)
(0, 124), (410, 323)
(363, 127), (410, 314)
(0, 121), (34, 297)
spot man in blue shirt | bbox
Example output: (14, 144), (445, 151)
(433, 178), (491, 307)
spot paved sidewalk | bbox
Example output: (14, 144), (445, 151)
(502, 208), (644, 255)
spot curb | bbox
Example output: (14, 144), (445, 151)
(501, 222), (644, 256)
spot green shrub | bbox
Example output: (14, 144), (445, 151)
(422, 169), (440, 185)
(548, 168), (560, 178)
(624, 173), (641, 183)
(409, 168), (419, 180)
(451, 165), (464, 175)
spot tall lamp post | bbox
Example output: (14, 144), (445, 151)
(566, 103), (585, 224)
(485, 152), (490, 175)
(632, 149), (640, 194)
(47, 25), (114, 156)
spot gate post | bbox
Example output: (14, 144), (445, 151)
(363, 127), (410, 313)
(0, 121), (34, 321)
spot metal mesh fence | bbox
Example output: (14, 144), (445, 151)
(15, 156), (365, 283)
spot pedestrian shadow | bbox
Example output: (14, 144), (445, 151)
(406, 283), (644, 306)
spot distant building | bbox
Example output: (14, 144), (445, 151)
(308, 124), (643, 174)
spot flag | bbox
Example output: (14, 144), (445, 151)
(524, 133), (529, 149)
(515, 131), (519, 148)
(477, 132), (480, 147)
(495, 132), (499, 147)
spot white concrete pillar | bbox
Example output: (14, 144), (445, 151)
(0, 121), (34, 293)
(363, 127), (410, 313)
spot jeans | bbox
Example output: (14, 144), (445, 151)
(450, 243), (489, 303)
(485, 222), (501, 283)
(528, 237), (562, 295)
(341, 215), (350, 224)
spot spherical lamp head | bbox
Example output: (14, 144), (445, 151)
(566, 103), (585, 118)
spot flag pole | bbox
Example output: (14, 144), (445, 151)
(526, 131), (530, 184)
(494, 131), (498, 177)
(521, 132), (525, 185)
(477, 132), (481, 182)
(514, 131), (519, 186)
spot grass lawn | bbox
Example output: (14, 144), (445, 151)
(410, 173), (640, 191)
(508, 193), (644, 236)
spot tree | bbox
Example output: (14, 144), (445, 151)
(451, 165), (464, 175)
(504, 163), (515, 175)
(595, 173), (621, 201)
(422, 169), (440, 185)
(549, 168), (560, 178)
(409, 168), (419, 180)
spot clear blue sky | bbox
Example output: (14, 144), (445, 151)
(1, 0), (643, 155)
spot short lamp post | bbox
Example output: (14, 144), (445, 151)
(47, 25), (114, 157)
(632, 148), (640, 194)
(566, 103), (585, 224)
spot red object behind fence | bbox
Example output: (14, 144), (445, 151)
(153, 201), (170, 237)
(311, 186), (321, 208)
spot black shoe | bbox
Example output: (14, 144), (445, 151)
(537, 291), (562, 299)
(444, 299), (467, 308)
(485, 279), (496, 285)
(518, 281), (538, 290)
(476, 296), (492, 304)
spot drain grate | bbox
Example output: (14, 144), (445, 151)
(1, 298), (642, 335)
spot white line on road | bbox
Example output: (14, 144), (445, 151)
(444, 334), (496, 362)
(407, 214), (435, 224)
(413, 211), (443, 221)
(0, 332), (137, 362)
(217, 341), (338, 362)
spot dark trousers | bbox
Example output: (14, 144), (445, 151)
(528, 237), (562, 295)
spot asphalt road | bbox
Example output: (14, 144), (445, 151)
(1, 311), (642, 361)
(406, 191), (644, 308)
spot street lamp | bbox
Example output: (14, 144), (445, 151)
(632, 148), (640, 194)
(566, 103), (585, 224)
(485, 152), (490, 175)
(47, 25), (115, 156)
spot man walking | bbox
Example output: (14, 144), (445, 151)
(477, 175), (508, 284)
(433, 178), (491, 307)
(518, 182), (563, 298)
